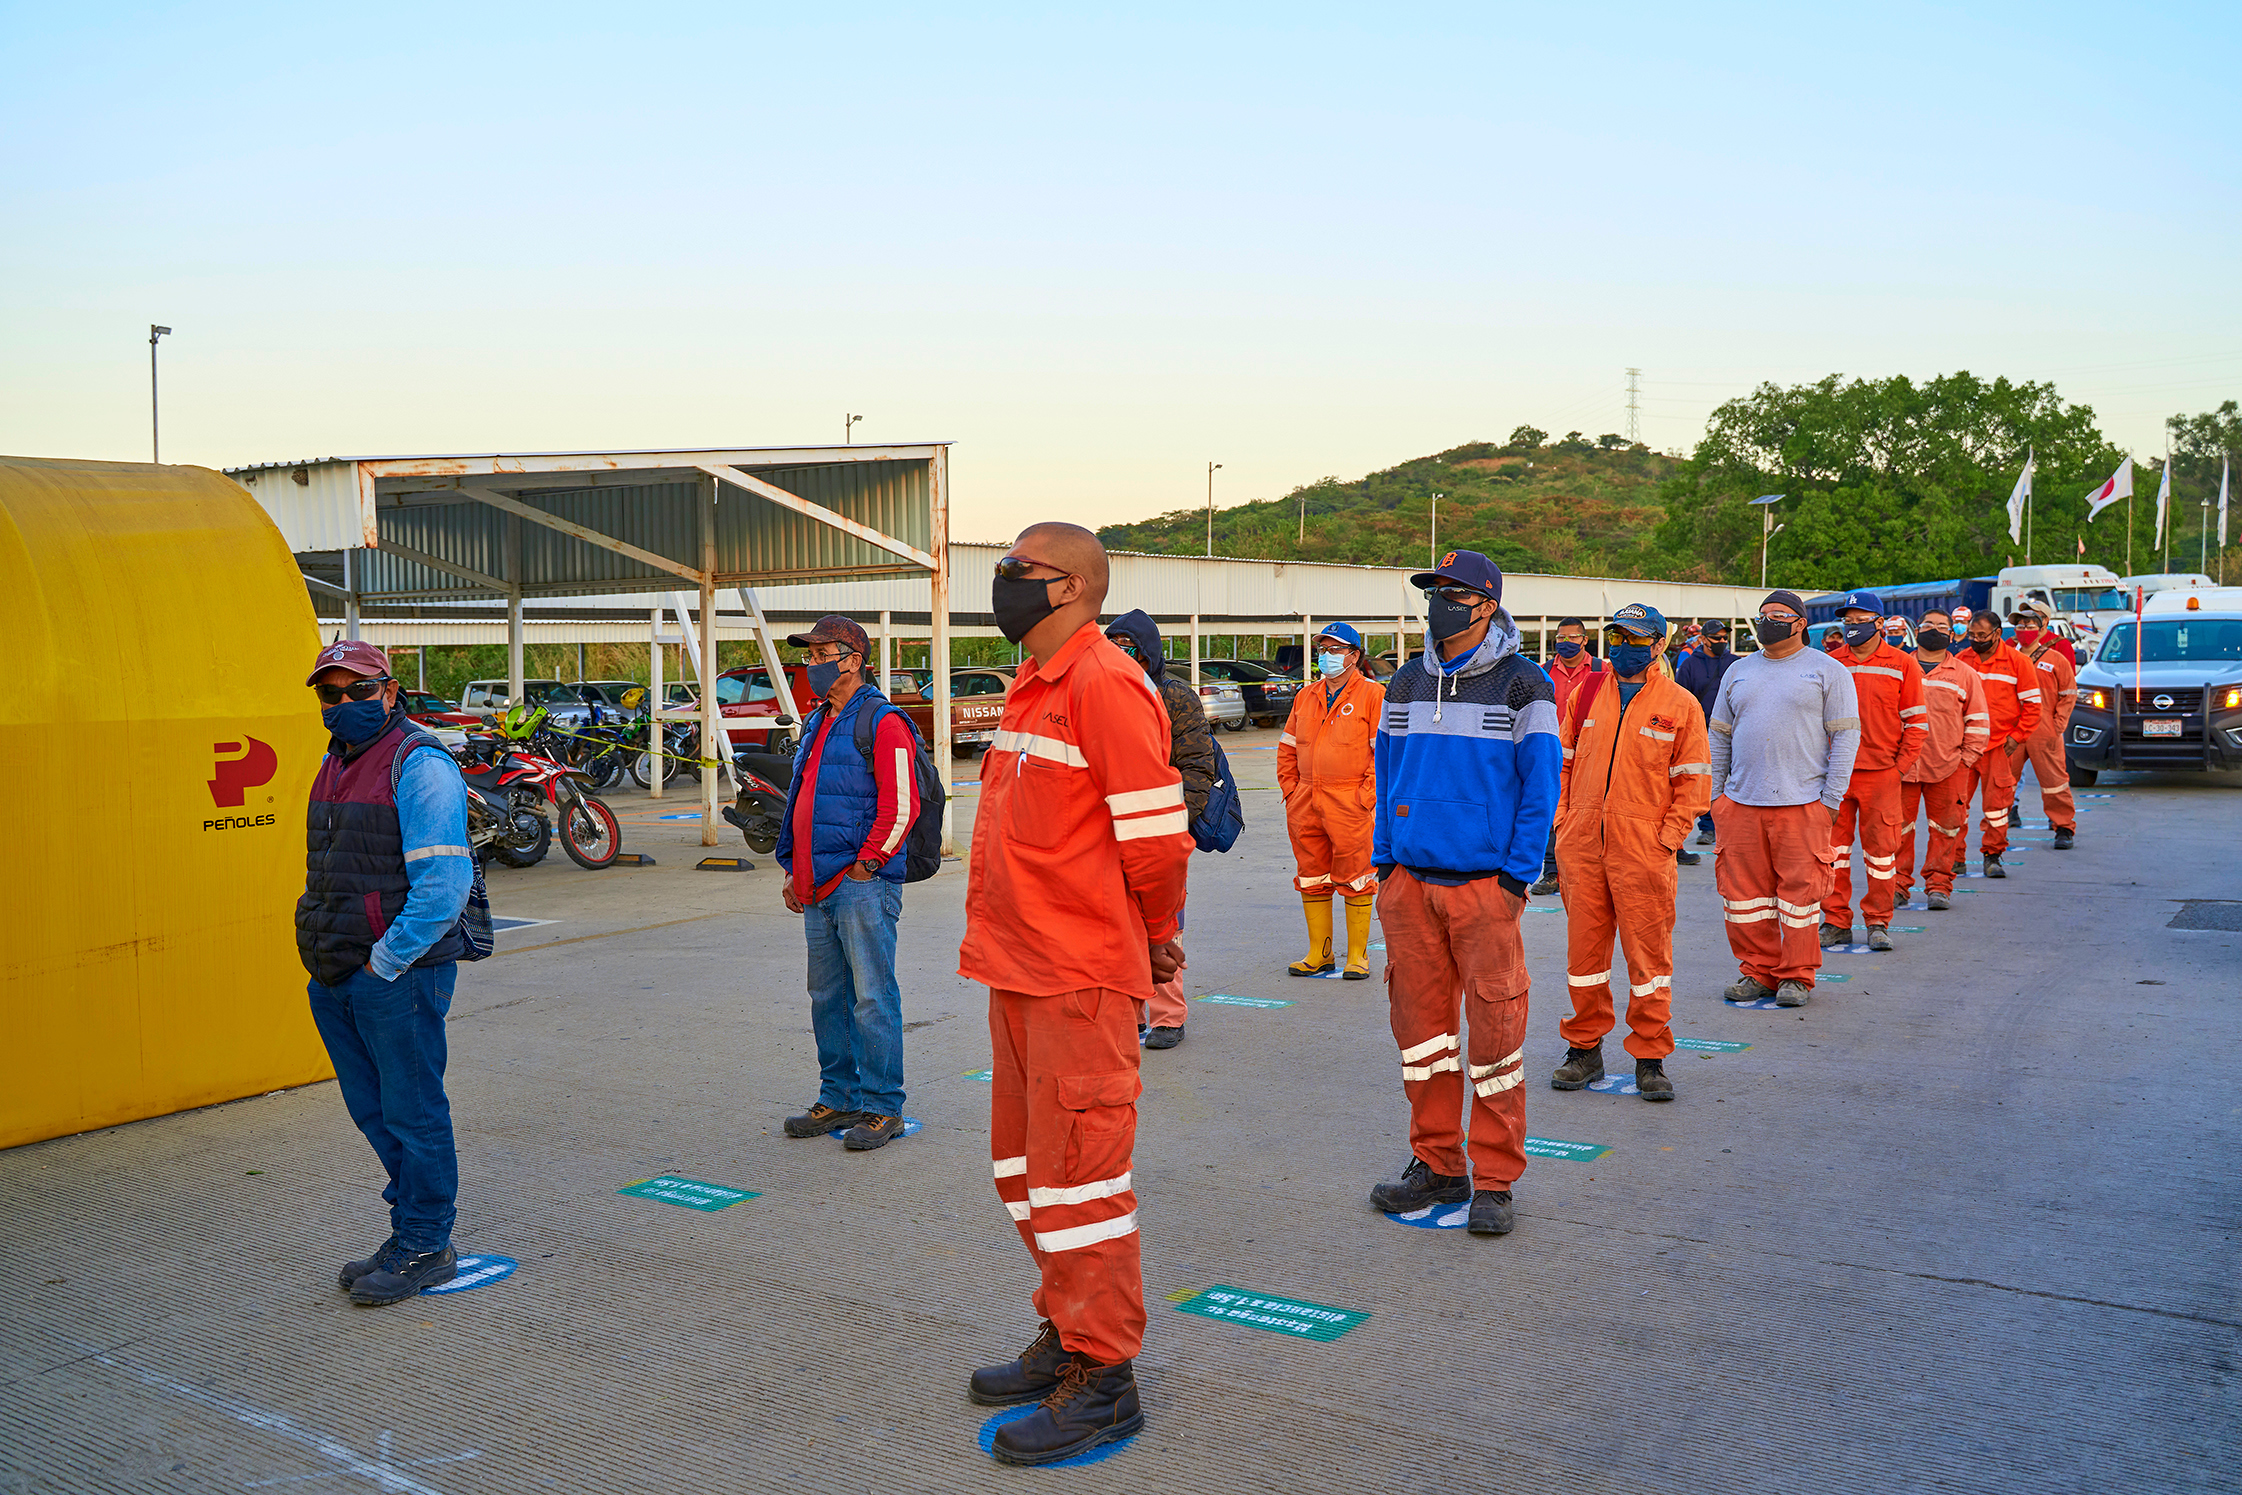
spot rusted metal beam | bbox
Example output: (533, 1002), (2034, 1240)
(454, 485), (704, 586)
(695, 464), (937, 571)
(359, 445), (946, 483)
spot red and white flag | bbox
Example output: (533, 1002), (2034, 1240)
(2085, 457), (2133, 522)
(2076, 536), (2086, 559)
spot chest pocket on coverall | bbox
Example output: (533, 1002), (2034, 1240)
(1004, 757), (1073, 851)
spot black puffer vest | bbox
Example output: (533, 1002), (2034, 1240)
(296, 710), (468, 986)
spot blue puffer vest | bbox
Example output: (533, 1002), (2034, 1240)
(296, 711), (468, 986)
(783, 687), (907, 888)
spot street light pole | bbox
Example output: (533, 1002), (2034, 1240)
(149, 325), (171, 462)
(1429, 492), (1444, 568)
(845, 413), (862, 444)
(1752, 494), (1784, 589)
(1205, 462), (1222, 557)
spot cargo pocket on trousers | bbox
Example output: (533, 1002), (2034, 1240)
(1057, 1070), (1141, 1187)
(1466, 976), (1529, 1097)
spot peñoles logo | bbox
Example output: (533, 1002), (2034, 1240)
(209, 738), (279, 807)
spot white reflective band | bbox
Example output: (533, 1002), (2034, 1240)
(1723, 895), (1776, 910)
(2058, 688), (2079, 698)
(1868, 868), (1894, 879)
(1670, 762), (1710, 776)
(1828, 845), (1852, 858)
(403, 845), (472, 861)
(1279, 732), (1299, 746)
(1629, 975), (1671, 996)
(1775, 898), (1820, 916)
(1475, 1069), (1525, 1097)
(1005, 1200), (1030, 1221)
(2019, 689), (2042, 700)
(1399, 1031), (1459, 1062)
(1930, 820), (1961, 834)
(1583, 720), (1596, 732)
(1853, 665), (1905, 679)
(1106, 783), (1184, 815)
(1982, 672), (2018, 683)
(993, 730), (1087, 767)
(1402, 1055), (1463, 1082)
(1928, 679), (1968, 697)
(1965, 711), (1990, 720)
(1825, 716), (1861, 731)
(1709, 720), (1733, 734)
(1864, 852), (1895, 867)
(993, 1156), (1028, 1179)
(1035, 1211), (1139, 1254)
(877, 746), (913, 854)
(1029, 1171), (1133, 1208)
(1468, 1048), (1522, 1080)
(1562, 748), (1577, 760)
(1986, 809), (2009, 824)
(1899, 704), (1928, 718)
(1567, 970), (1613, 986)
(1638, 726), (1676, 741)
(1725, 908), (1777, 923)
(1114, 808), (1189, 841)
(1964, 727), (1990, 737)
(1779, 911), (1821, 929)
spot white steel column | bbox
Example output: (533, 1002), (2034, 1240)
(929, 447), (954, 854)
(647, 605), (664, 800)
(879, 609), (891, 690)
(505, 513), (524, 707)
(698, 480), (721, 844)
(1190, 614), (1201, 684)
(342, 550), (362, 640)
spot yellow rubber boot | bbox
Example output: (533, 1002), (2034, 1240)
(1342, 894), (1375, 980)
(1288, 895), (1335, 976)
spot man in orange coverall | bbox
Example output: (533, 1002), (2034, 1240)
(958, 523), (1192, 1467)
(1548, 604), (1709, 1102)
(1279, 622), (1385, 979)
(2010, 600), (2080, 849)
(1894, 609), (1989, 912)
(1953, 608), (2043, 879)
(1818, 590), (1928, 952)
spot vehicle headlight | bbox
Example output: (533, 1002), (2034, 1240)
(2225, 686), (2242, 710)
(2087, 688), (2108, 710)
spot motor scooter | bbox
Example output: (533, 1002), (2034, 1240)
(721, 719), (798, 855)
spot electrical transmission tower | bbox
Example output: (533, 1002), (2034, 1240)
(1624, 368), (1642, 444)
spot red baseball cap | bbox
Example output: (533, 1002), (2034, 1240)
(305, 639), (392, 686)
(786, 614), (871, 657)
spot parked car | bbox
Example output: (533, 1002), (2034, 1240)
(1194, 677), (1247, 730)
(457, 679), (570, 714)
(400, 690), (478, 728)
(709, 663), (1012, 755)
(1194, 659), (1302, 727)
(2064, 588), (2242, 782)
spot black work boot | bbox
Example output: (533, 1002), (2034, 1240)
(1951, 856), (1966, 877)
(1144, 1025), (1184, 1050)
(989, 1357), (1143, 1465)
(338, 1234), (403, 1292)
(349, 1245), (457, 1305)
(1636, 1059), (1674, 1101)
(1467, 1190), (1514, 1235)
(2053, 826), (2075, 849)
(969, 1320), (1070, 1406)
(785, 1103), (869, 1138)
(1369, 1156), (1470, 1213)
(1550, 1044), (1604, 1090)
(843, 1114), (906, 1151)
(1675, 849), (1702, 866)
(1983, 853), (2007, 879)
(1865, 926), (1894, 952)
(1528, 874), (1560, 896)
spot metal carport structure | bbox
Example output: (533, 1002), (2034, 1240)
(225, 444), (951, 845)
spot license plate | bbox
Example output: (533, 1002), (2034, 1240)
(956, 729), (996, 744)
(2144, 718), (2182, 737)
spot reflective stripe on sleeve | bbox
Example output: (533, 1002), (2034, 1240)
(1824, 716), (1861, 731)
(1279, 732), (1299, 746)
(1113, 808), (1189, 841)
(1670, 762), (1710, 776)
(1004, 1200), (1030, 1221)
(1852, 665), (1905, 679)
(1899, 704), (1928, 718)
(403, 845), (471, 861)
(1106, 783), (1184, 816)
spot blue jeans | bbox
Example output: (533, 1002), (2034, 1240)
(307, 963), (458, 1252)
(804, 876), (905, 1117)
(1697, 812), (1715, 836)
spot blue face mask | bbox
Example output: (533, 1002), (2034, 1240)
(1841, 618), (1880, 648)
(322, 699), (389, 743)
(1553, 639), (1582, 658)
(806, 657), (850, 697)
(1609, 643), (1655, 676)
(1318, 651), (1348, 677)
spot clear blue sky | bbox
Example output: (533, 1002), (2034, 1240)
(3, 1), (2235, 541)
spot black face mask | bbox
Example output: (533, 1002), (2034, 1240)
(1754, 618), (1797, 648)
(1706, 640), (1728, 656)
(992, 575), (1062, 644)
(1428, 593), (1485, 643)
(1969, 635), (1997, 655)
(1916, 628), (1950, 654)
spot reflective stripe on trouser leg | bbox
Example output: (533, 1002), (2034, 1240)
(1716, 798), (1830, 988)
(1848, 767), (1904, 925)
(1557, 836), (1619, 1052)
(2025, 721), (2074, 829)
(988, 985), (1145, 1365)
(1713, 797), (1781, 987)
(1378, 869), (1468, 1179)
(1975, 743), (2020, 856)
(1923, 765), (1974, 894)
(1610, 839), (1679, 1061)
(1896, 778), (1923, 899)
(1821, 788), (1861, 926)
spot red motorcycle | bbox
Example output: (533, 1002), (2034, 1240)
(453, 733), (623, 871)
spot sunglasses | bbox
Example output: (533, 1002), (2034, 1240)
(994, 555), (1070, 583)
(1602, 625), (1657, 649)
(1423, 585), (1488, 606)
(313, 678), (391, 704)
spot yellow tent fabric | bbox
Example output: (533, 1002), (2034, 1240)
(0, 456), (332, 1148)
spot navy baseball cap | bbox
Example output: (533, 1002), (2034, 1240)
(1834, 589), (1885, 615)
(1409, 549), (1503, 600)
(1314, 622), (1364, 651)
(1607, 603), (1668, 638)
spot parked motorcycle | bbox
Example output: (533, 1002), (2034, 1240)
(722, 746), (796, 855)
(630, 718), (703, 789)
(453, 734), (623, 870)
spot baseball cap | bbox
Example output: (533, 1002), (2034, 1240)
(1834, 589), (1884, 615)
(786, 614), (870, 657)
(304, 639), (392, 686)
(1607, 603), (1668, 638)
(1760, 589), (1807, 618)
(1409, 549), (1503, 601)
(2013, 598), (2050, 620)
(1701, 617), (1730, 634)
(1314, 622), (1364, 651)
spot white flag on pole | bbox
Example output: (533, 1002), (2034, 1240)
(2154, 460), (2171, 548)
(2221, 454), (2230, 548)
(2084, 457), (2133, 522)
(2006, 449), (2034, 545)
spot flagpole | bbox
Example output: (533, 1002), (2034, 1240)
(2163, 439), (2173, 575)
(2026, 487), (2033, 565)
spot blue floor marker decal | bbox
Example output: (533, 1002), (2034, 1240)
(828, 1116), (923, 1139)
(962, 1069), (993, 1082)
(1586, 1073), (1640, 1096)
(977, 1406), (1136, 1467)
(1386, 1199), (1473, 1230)
(1674, 1036), (1751, 1053)
(1198, 994), (1295, 1008)
(421, 1254), (518, 1295)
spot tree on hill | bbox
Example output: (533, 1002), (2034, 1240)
(1506, 425), (1546, 450)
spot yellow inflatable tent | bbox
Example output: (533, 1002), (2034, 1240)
(1, 455), (333, 1148)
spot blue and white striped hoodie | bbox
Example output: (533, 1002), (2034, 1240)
(1372, 611), (1562, 888)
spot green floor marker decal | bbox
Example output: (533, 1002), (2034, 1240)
(1198, 994), (1295, 1009)
(1820, 973), (1851, 982)
(1524, 1136), (1611, 1161)
(962, 1069), (993, 1082)
(1174, 1286), (1368, 1341)
(1673, 1037), (1751, 1053)
(617, 1176), (759, 1211)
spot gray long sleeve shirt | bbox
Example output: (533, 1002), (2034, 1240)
(1706, 647), (1861, 811)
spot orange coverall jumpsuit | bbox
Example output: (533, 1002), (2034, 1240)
(1279, 670), (1385, 973)
(2018, 633), (2077, 832)
(1956, 640), (2043, 857)
(1896, 655), (1989, 903)
(1822, 639), (1927, 930)
(1555, 671), (1711, 1060)
(957, 623), (1192, 1368)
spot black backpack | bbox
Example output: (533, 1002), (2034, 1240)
(845, 700), (949, 883)
(1192, 739), (1246, 853)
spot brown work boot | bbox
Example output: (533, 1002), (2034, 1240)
(989, 1358), (1143, 1465)
(1550, 1044), (1604, 1090)
(969, 1320), (1071, 1407)
(784, 1102), (867, 1138)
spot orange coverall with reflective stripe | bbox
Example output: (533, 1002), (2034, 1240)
(1897, 656), (1988, 901)
(1278, 670), (1385, 896)
(2020, 634), (2077, 831)
(1956, 640), (2043, 856)
(1554, 671), (1711, 1060)
(1824, 639), (1927, 928)
(958, 622), (1192, 1367)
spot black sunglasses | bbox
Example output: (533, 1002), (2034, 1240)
(995, 555), (1071, 583)
(313, 678), (391, 704)
(1423, 585), (1489, 606)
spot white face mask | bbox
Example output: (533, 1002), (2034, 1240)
(1318, 651), (1348, 677)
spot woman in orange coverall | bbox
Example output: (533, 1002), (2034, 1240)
(1278, 623), (1385, 979)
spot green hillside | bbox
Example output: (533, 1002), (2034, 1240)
(1097, 431), (1681, 578)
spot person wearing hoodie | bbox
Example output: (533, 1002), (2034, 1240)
(1104, 609), (1218, 1048)
(1674, 618), (1740, 846)
(1367, 550), (1561, 1238)
(1278, 623), (1385, 979)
